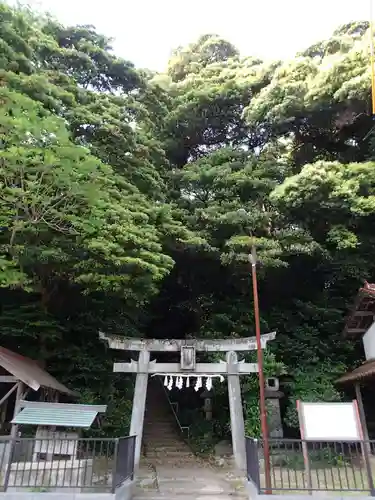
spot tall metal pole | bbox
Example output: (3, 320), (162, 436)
(250, 246), (272, 492)
(370, 0), (375, 115)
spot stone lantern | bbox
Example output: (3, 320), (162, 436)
(265, 377), (284, 438)
(200, 389), (213, 421)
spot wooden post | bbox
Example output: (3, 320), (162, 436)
(355, 383), (371, 446)
(354, 388), (374, 495)
(297, 400), (312, 495)
(3, 381), (24, 491)
(10, 381), (24, 439)
(0, 384), (18, 408)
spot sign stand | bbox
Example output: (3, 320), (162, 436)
(297, 400), (374, 496)
(297, 400), (312, 495)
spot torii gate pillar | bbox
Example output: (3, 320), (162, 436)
(129, 349), (150, 471)
(227, 351), (246, 471)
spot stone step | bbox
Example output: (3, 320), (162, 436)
(146, 403), (169, 407)
(141, 450), (194, 456)
(143, 443), (190, 449)
(143, 434), (181, 438)
(144, 452), (195, 459)
(144, 416), (173, 420)
(144, 418), (174, 421)
(143, 444), (187, 449)
(143, 441), (191, 451)
(133, 491), (249, 500)
(143, 435), (182, 440)
(143, 428), (178, 433)
(144, 426), (179, 430)
(143, 424), (177, 429)
(143, 428), (179, 433)
(144, 455), (194, 461)
(143, 432), (184, 444)
(143, 448), (192, 453)
(154, 485), (233, 494)
(144, 420), (176, 425)
(157, 485), (247, 496)
(144, 428), (177, 432)
(143, 435), (181, 441)
(144, 427), (182, 434)
(144, 423), (176, 426)
(144, 424), (176, 428)
(143, 435), (180, 439)
(134, 494), (248, 499)
(143, 424), (177, 427)
(144, 434), (182, 438)
(143, 442), (190, 448)
(143, 437), (183, 441)
(143, 460), (203, 467)
(143, 442), (183, 448)
(145, 410), (171, 414)
(144, 418), (172, 421)
(144, 439), (190, 445)
(144, 411), (172, 415)
(142, 456), (197, 463)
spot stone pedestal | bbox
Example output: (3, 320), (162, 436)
(8, 459), (92, 492)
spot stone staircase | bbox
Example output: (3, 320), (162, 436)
(134, 467), (248, 499)
(141, 376), (197, 467)
(134, 377), (248, 499)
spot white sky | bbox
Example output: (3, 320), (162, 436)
(14, 0), (371, 70)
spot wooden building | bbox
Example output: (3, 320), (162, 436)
(0, 345), (75, 436)
(337, 282), (375, 439)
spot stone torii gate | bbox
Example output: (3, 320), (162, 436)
(99, 332), (276, 471)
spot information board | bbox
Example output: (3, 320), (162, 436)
(297, 401), (362, 441)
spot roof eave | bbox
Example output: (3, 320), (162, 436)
(336, 359), (375, 385)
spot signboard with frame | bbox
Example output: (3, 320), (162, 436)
(296, 400), (364, 493)
(297, 401), (363, 442)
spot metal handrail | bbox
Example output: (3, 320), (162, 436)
(157, 376), (190, 442)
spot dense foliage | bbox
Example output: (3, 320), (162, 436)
(0, 3), (373, 440)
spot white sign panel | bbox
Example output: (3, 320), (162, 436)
(298, 401), (362, 441)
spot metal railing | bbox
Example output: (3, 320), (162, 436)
(246, 437), (375, 495)
(158, 377), (191, 442)
(0, 435), (136, 493)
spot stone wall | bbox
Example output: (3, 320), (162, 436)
(0, 478), (134, 500)
(6, 459), (93, 492)
(0, 494), (112, 500)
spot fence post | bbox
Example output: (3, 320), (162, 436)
(246, 437), (261, 493)
(111, 438), (119, 494)
(3, 437), (16, 492)
(130, 435), (135, 481)
(362, 439), (375, 496)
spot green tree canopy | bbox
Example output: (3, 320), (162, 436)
(0, 2), (374, 440)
